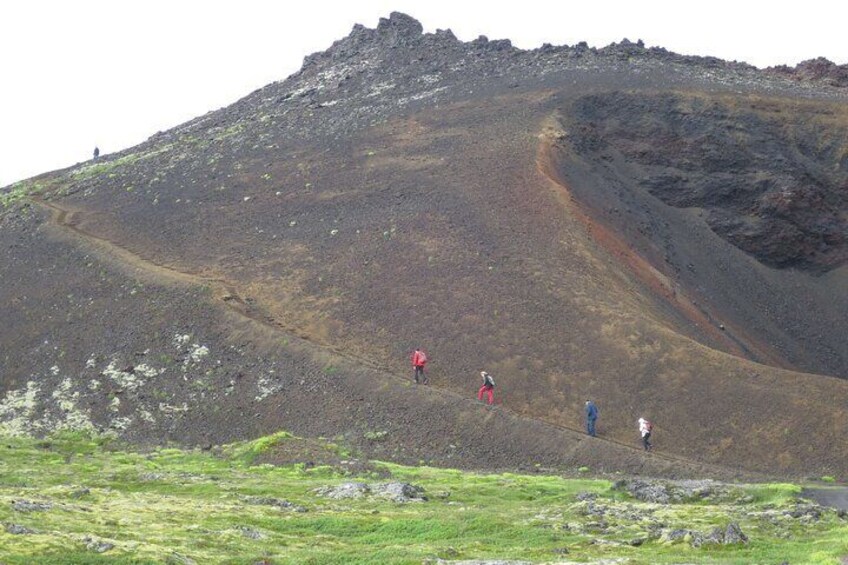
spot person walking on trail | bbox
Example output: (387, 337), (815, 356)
(93, 146), (100, 160)
(411, 348), (428, 384)
(638, 417), (653, 451)
(478, 371), (495, 405)
(585, 400), (599, 437)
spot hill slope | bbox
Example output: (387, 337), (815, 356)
(2, 13), (847, 477)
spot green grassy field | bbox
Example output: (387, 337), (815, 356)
(0, 431), (845, 564)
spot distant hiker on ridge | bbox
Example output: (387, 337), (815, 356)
(638, 417), (653, 451)
(411, 347), (428, 384)
(478, 371), (495, 405)
(585, 400), (599, 437)
(93, 146), (100, 160)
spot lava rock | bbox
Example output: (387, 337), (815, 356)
(83, 537), (115, 553)
(371, 482), (427, 503)
(242, 496), (307, 513)
(313, 481), (370, 499)
(5, 523), (38, 535)
(236, 525), (266, 540)
(11, 499), (53, 512)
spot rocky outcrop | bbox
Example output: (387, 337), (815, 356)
(242, 496), (307, 512)
(769, 57), (848, 87)
(314, 481), (427, 502)
(298, 12), (779, 79)
(83, 536), (115, 553)
(5, 523), (38, 535)
(612, 479), (747, 504)
(661, 522), (748, 547)
(569, 90), (848, 272)
(11, 499), (53, 512)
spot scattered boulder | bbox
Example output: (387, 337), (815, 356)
(372, 482), (427, 503)
(580, 501), (607, 518)
(243, 496), (307, 513)
(83, 536), (115, 553)
(313, 482), (370, 499)
(660, 523), (748, 547)
(314, 481), (426, 503)
(660, 528), (695, 544)
(5, 523), (38, 535)
(70, 488), (91, 499)
(236, 525), (266, 540)
(769, 57), (848, 87)
(613, 479), (671, 504)
(785, 503), (823, 521)
(718, 522), (748, 545)
(612, 479), (738, 504)
(11, 499), (53, 512)
(693, 522), (749, 547)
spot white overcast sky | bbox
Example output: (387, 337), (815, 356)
(1, 0), (846, 188)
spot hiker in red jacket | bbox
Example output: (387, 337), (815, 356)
(411, 348), (428, 384)
(477, 371), (495, 405)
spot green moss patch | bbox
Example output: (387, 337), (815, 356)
(0, 432), (845, 564)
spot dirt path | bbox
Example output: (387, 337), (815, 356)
(31, 196), (757, 477)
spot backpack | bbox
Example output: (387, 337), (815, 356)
(485, 374), (495, 387)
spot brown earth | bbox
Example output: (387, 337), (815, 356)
(2, 13), (847, 479)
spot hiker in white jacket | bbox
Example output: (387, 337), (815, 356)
(638, 417), (653, 451)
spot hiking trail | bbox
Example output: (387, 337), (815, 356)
(32, 196), (756, 477)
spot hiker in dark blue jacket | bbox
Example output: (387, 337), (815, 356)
(585, 400), (599, 437)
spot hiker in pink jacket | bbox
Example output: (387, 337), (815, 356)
(411, 348), (428, 384)
(477, 371), (495, 405)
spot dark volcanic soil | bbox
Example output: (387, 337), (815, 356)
(556, 91), (848, 377)
(2, 12), (848, 478)
(569, 91), (848, 273)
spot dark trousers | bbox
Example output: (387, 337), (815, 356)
(587, 418), (596, 437)
(414, 365), (426, 384)
(642, 432), (652, 451)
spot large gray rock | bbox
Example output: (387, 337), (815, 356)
(661, 522), (748, 547)
(612, 479), (740, 504)
(5, 523), (38, 535)
(372, 482), (427, 503)
(83, 537), (115, 553)
(11, 499), (53, 512)
(236, 525), (266, 540)
(613, 479), (672, 504)
(719, 522), (749, 544)
(243, 495), (306, 512)
(313, 482), (370, 499)
(314, 481), (426, 502)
